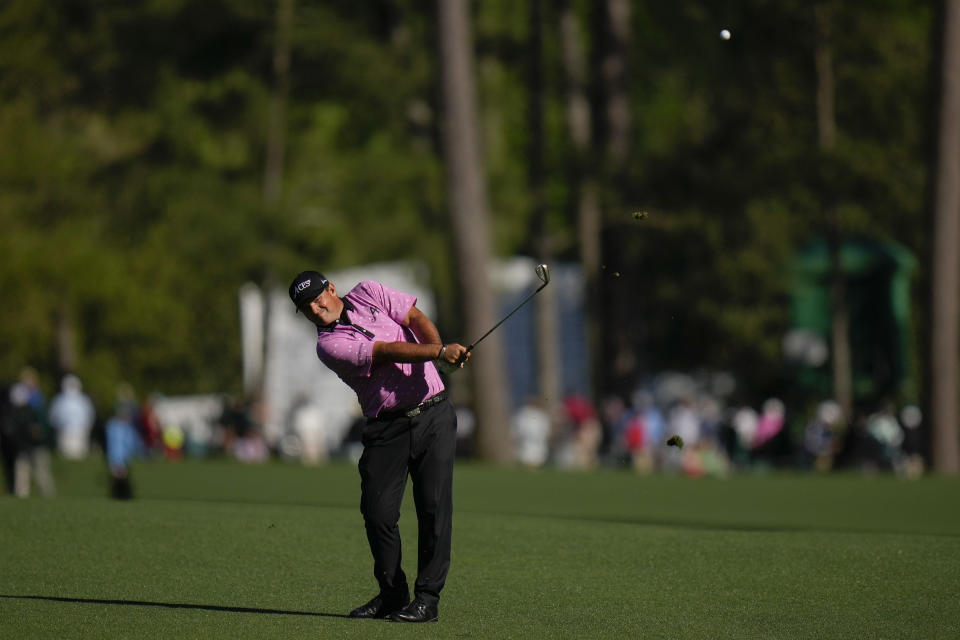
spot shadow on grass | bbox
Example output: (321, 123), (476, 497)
(464, 509), (960, 538)
(0, 594), (352, 619)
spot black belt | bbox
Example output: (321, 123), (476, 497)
(371, 391), (448, 422)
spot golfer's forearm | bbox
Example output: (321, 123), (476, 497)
(405, 306), (442, 345)
(372, 340), (442, 365)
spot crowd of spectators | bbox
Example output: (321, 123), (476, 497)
(0, 368), (147, 499)
(509, 372), (926, 478)
(1, 367), (928, 501)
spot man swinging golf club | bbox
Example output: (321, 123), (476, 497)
(289, 270), (467, 623)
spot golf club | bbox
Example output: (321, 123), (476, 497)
(448, 263), (550, 370)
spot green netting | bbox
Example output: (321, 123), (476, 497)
(789, 236), (917, 404)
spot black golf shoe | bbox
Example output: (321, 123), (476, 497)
(348, 594), (409, 619)
(389, 599), (438, 623)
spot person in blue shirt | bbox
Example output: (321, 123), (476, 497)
(105, 404), (143, 500)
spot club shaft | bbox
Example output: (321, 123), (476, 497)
(467, 283), (547, 352)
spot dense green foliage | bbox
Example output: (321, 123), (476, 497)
(1, 459), (958, 638)
(609, 1), (933, 395)
(0, 1), (936, 408)
(0, 0), (448, 404)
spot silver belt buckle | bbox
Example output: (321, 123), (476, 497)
(406, 407), (421, 418)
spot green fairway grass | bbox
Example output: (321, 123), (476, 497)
(2, 458), (958, 639)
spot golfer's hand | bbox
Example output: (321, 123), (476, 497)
(437, 343), (470, 374)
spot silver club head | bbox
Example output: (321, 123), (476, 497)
(535, 263), (550, 285)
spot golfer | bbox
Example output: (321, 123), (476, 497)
(289, 270), (468, 623)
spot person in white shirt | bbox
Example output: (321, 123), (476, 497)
(49, 374), (96, 460)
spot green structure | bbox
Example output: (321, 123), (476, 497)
(789, 237), (917, 406)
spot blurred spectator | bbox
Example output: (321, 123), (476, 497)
(668, 397), (701, 449)
(219, 394), (253, 456)
(161, 424), (185, 461)
(221, 393), (268, 463)
(105, 404), (143, 499)
(49, 374), (96, 460)
(4, 383), (56, 497)
(290, 394), (328, 465)
(600, 395), (631, 462)
(19, 367), (47, 413)
(865, 403), (903, 471)
(557, 394), (601, 469)
(632, 390), (665, 459)
(730, 406), (759, 468)
(751, 398), (789, 465)
(753, 398), (785, 449)
(892, 405), (924, 478)
(802, 400), (845, 472)
(512, 398), (550, 468)
(138, 393), (163, 455)
(622, 411), (652, 474)
(234, 427), (269, 463)
(697, 395), (724, 448)
(662, 398), (701, 477)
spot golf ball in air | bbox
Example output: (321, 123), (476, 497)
(720, 29), (731, 40)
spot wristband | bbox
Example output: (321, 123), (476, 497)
(437, 344), (447, 361)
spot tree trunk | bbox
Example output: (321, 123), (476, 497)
(815, 3), (854, 422)
(930, 0), (960, 474)
(437, 0), (512, 463)
(263, 0), (294, 206)
(55, 302), (77, 375)
(528, 0), (562, 407)
(560, 1), (602, 403)
(596, 0), (633, 394)
(600, 0), (631, 172)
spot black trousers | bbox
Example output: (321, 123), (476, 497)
(358, 399), (457, 606)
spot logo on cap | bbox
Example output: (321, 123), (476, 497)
(289, 270), (329, 311)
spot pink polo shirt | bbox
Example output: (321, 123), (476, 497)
(315, 280), (445, 418)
